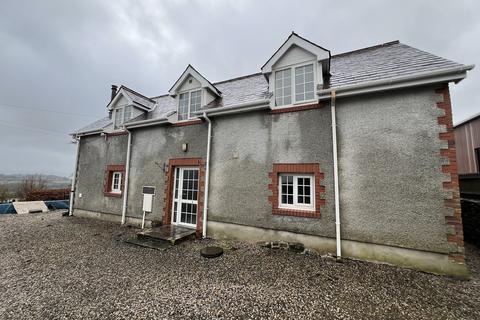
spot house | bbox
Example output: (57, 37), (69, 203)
(454, 112), (480, 198)
(70, 33), (474, 276)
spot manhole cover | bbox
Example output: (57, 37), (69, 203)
(200, 246), (224, 258)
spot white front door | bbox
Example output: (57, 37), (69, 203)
(171, 167), (199, 228)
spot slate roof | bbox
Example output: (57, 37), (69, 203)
(74, 116), (111, 134)
(117, 86), (156, 110)
(74, 41), (468, 134)
(329, 41), (464, 88)
(211, 74), (270, 107)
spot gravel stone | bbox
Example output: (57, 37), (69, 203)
(1, 211), (479, 319)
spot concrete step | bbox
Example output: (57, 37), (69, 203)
(136, 225), (196, 245)
(125, 237), (171, 250)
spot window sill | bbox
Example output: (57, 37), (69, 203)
(278, 205), (315, 212)
(273, 207), (320, 218)
(106, 130), (128, 137)
(171, 119), (203, 127)
(270, 101), (324, 114)
(104, 192), (123, 198)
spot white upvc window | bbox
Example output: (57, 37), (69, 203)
(178, 89), (202, 121)
(114, 106), (133, 129)
(111, 172), (122, 193)
(278, 173), (314, 210)
(124, 105), (132, 122)
(295, 64), (315, 102)
(275, 68), (292, 106)
(274, 62), (315, 107)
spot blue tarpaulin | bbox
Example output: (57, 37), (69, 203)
(45, 200), (69, 210)
(0, 203), (16, 214)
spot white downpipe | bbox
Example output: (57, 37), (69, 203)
(121, 130), (132, 225)
(202, 112), (212, 238)
(331, 91), (341, 258)
(69, 136), (81, 216)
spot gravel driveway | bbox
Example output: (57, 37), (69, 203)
(1, 211), (479, 319)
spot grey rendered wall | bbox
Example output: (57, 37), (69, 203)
(208, 107), (336, 237)
(336, 86), (450, 253)
(74, 134), (128, 215)
(126, 124), (208, 220)
(74, 85), (451, 256)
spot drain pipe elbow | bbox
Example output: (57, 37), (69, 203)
(331, 91), (342, 259)
(202, 112), (212, 238)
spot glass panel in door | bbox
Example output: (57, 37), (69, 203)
(171, 167), (199, 227)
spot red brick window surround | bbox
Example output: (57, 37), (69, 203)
(268, 163), (325, 218)
(104, 164), (125, 198)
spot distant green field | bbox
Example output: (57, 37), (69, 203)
(0, 174), (71, 189)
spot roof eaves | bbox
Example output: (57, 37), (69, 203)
(119, 85), (156, 103)
(318, 64), (474, 99)
(71, 129), (103, 137)
(168, 64), (221, 96)
(261, 32), (331, 71)
(189, 64), (222, 96)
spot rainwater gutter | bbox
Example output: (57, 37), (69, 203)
(196, 99), (270, 117)
(124, 118), (169, 129)
(318, 65), (474, 101)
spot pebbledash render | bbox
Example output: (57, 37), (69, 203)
(70, 33), (474, 277)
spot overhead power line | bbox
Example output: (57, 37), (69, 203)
(0, 119), (69, 138)
(0, 103), (98, 118)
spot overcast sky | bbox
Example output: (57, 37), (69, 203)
(0, 0), (478, 176)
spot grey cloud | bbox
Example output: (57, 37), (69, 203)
(0, 0), (478, 176)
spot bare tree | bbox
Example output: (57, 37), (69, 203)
(17, 174), (47, 199)
(0, 184), (10, 203)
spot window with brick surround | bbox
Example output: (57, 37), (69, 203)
(268, 163), (325, 218)
(279, 174), (314, 211)
(104, 165), (125, 197)
(111, 172), (122, 193)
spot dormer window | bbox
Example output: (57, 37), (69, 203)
(114, 105), (133, 129)
(169, 65), (221, 123)
(178, 90), (202, 121)
(274, 63), (314, 106)
(261, 33), (331, 109)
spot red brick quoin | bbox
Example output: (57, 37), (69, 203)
(436, 85), (465, 263)
(268, 163), (325, 218)
(163, 158), (205, 237)
(103, 164), (125, 197)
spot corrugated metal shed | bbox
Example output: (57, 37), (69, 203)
(455, 113), (480, 174)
